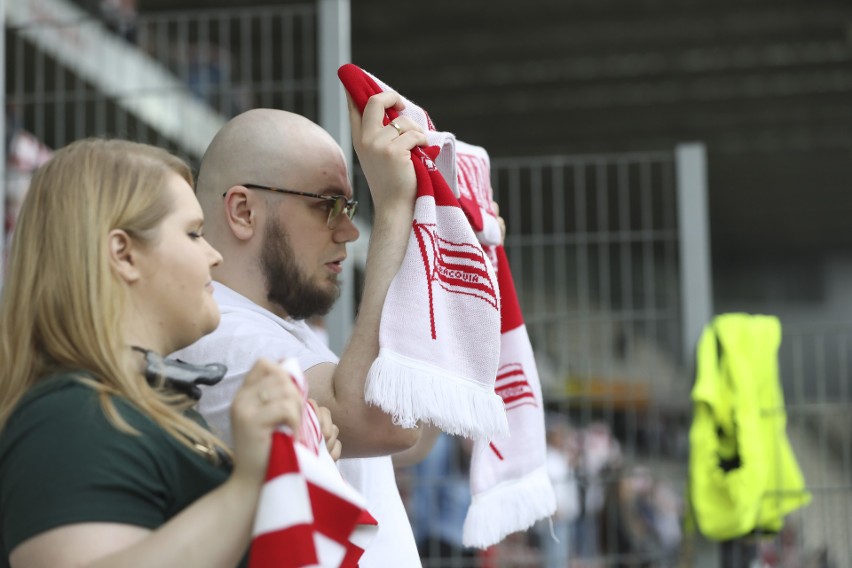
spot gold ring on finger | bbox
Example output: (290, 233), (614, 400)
(389, 120), (402, 136)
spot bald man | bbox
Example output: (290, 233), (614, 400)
(173, 93), (428, 566)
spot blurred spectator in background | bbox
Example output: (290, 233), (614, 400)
(600, 466), (682, 568)
(534, 415), (580, 568)
(170, 41), (252, 118)
(99, 0), (138, 43)
(4, 117), (53, 267)
(574, 422), (622, 564)
(408, 432), (475, 566)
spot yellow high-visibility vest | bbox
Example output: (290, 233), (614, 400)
(688, 313), (810, 541)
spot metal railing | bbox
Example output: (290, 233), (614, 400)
(9, 4), (850, 565)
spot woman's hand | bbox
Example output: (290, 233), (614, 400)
(310, 399), (342, 461)
(229, 358), (303, 485)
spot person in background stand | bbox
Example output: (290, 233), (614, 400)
(405, 432), (474, 566)
(534, 416), (580, 568)
(99, 0), (138, 42)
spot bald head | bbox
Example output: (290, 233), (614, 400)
(194, 109), (354, 306)
(196, 109), (344, 214)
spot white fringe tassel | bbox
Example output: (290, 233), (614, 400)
(365, 348), (509, 440)
(462, 466), (557, 549)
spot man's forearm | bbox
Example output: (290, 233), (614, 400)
(324, 204), (420, 457)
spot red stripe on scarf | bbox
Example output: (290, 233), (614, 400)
(250, 431), (375, 568)
(495, 246), (524, 333)
(250, 524), (318, 567)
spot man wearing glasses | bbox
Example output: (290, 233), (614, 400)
(173, 92), (427, 566)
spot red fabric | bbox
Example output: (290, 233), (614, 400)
(308, 481), (368, 549)
(248, 432), (316, 568)
(249, 359), (377, 568)
(456, 142), (556, 547)
(494, 246), (524, 333)
(338, 63), (458, 210)
(458, 194), (485, 232)
(248, 431), (377, 568)
(251, 525), (318, 567)
(336, 64), (506, 442)
(249, 366), (320, 566)
(337, 65), (551, 548)
(338, 63), (495, 323)
(338, 64), (395, 120)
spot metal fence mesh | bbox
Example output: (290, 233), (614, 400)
(7, 3), (852, 566)
(7, 2), (318, 164)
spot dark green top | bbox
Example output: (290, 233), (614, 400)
(0, 372), (245, 567)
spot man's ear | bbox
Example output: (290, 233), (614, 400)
(223, 185), (258, 241)
(108, 229), (140, 284)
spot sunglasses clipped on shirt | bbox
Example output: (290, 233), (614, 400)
(227, 183), (358, 229)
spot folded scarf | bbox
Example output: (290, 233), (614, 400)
(338, 65), (555, 548)
(451, 140), (555, 547)
(338, 63), (507, 441)
(249, 359), (377, 567)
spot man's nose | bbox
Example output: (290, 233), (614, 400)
(333, 213), (360, 243)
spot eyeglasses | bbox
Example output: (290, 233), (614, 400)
(236, 183), (358, 229)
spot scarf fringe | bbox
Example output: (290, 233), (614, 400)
(365, 348), (509, 439)
(461, 465), (556, 549)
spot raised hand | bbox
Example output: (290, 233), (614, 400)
(346, 91), (427, 214)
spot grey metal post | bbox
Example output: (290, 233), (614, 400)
(318, 0), (352, 354)
(676, 142), (713, 364)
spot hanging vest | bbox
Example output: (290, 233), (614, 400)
(688, 313), (810, 541)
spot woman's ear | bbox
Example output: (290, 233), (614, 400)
(108, 229), (140, 284)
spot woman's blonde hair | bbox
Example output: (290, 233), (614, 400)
(0, 138), (230, 461)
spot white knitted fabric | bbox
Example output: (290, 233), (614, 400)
(339, 64), (508, 440)
(339, 66), (554, 548)
(452, 142), (557, 549)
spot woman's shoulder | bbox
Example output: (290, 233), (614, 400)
(3, 371), (156, 447)
(9, 371), (101, 422)
(0, 374), (229, 558)
(0, 370), (214, 493)
(17, 370), (96, 401)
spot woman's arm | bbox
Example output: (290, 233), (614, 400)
(9, 358), (302, 568)
(11, 478), (257, 568)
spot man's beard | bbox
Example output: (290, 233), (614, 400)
(261, 217), (340, 320)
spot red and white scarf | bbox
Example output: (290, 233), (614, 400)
(338, 64), (508, 441)
(249, 359), (377, 567)
(453, 142), (556, 547)
(338, 65), (555, 548)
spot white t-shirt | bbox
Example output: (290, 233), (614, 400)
(546, 447), (580, 523)
(173, 283), (421, 567)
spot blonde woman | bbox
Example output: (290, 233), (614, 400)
(0, 138), (303, 568)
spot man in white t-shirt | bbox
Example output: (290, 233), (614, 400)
(173, 92), (428, 566)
